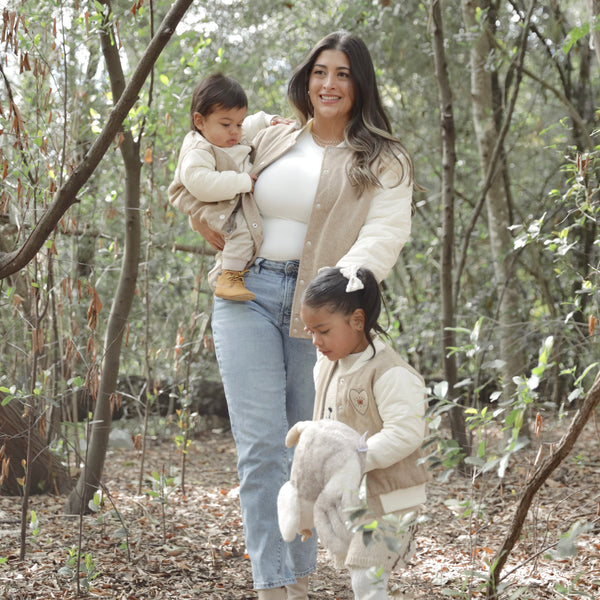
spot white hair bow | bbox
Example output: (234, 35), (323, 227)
(340, 265), (364, 293)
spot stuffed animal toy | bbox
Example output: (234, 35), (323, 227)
(277, 420), (367, 559)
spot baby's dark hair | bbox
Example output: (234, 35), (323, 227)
(302, 266), (386, 355)
(189, 73), (248, 131)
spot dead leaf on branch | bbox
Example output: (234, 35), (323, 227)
(87, 288), (103, 330)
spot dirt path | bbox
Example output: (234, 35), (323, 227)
(1, 417), (598, 599)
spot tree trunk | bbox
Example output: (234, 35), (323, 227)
(0, 398), (71, 496)
(64, 0), (145, 515)
(460, 0), (525, 407)
(589, 0), (600, 67)
(431, 0), (470, 460)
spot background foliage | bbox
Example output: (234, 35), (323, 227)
(1, 0), (599, 597)
(0, 0), (598, 452)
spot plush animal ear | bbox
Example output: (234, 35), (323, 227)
(285, 420), (312, 447)
(277, 482), (302, 542)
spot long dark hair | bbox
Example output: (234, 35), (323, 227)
(189, 73), (247, 132)
(288, 31), (413, 192)
(302, 266), (386, 356)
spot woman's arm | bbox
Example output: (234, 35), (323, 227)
(336, 156), (413, 282)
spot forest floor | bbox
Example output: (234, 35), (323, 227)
(1, 413), (599, 600)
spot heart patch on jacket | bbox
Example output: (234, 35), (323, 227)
(349, 389), (368, 414)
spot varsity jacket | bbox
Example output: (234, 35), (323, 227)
(313, 338), (430, 516)
(249, 121), (414, 338)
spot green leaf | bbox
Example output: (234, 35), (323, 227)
(562, 21), (592, 54)
(362, 519), (378, 531)
(477, 440), (486, 458)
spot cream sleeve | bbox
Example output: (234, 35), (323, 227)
(336, 156), (413, 282)
(364, 366), (426, 472)
(179, 148), (253, 204)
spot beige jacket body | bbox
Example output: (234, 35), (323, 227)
(249, 121), (414, 338)
(168, 112), (273, 261)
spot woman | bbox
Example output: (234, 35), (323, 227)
(199, 31), (414, 599)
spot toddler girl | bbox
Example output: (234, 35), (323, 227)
(300, 265), (430, 600)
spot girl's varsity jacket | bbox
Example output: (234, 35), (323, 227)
(312, 338), (430, 516)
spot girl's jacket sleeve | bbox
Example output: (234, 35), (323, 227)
(364, 366), (426, 472)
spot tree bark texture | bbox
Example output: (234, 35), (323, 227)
(589, 0), (600, 67)
(460, 0), (525, 405)
(64, 0), (145, 515)
(430, 0), (470, 458)
(0, 399), (71, 496)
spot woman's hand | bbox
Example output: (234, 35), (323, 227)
(195, 220), (225, 251)
(270, 116), (295, 126)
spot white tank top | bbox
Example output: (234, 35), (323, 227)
(253, 130), (324, 260)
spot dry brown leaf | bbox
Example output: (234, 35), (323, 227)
(589, 315), (597, 336)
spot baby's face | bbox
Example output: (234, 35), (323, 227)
(193, 105), (247, 148)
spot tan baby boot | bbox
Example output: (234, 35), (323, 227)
(215, 269), (255, 302)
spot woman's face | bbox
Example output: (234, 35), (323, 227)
(308, 49), (355, 125)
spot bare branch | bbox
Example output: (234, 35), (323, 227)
(487, 369), (600, 598)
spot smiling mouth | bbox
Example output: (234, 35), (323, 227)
(320, 95), (339, 102)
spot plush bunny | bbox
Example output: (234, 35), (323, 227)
(277, 420), (367, 558)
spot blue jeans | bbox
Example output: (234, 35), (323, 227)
(212, 258), (318, 590)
